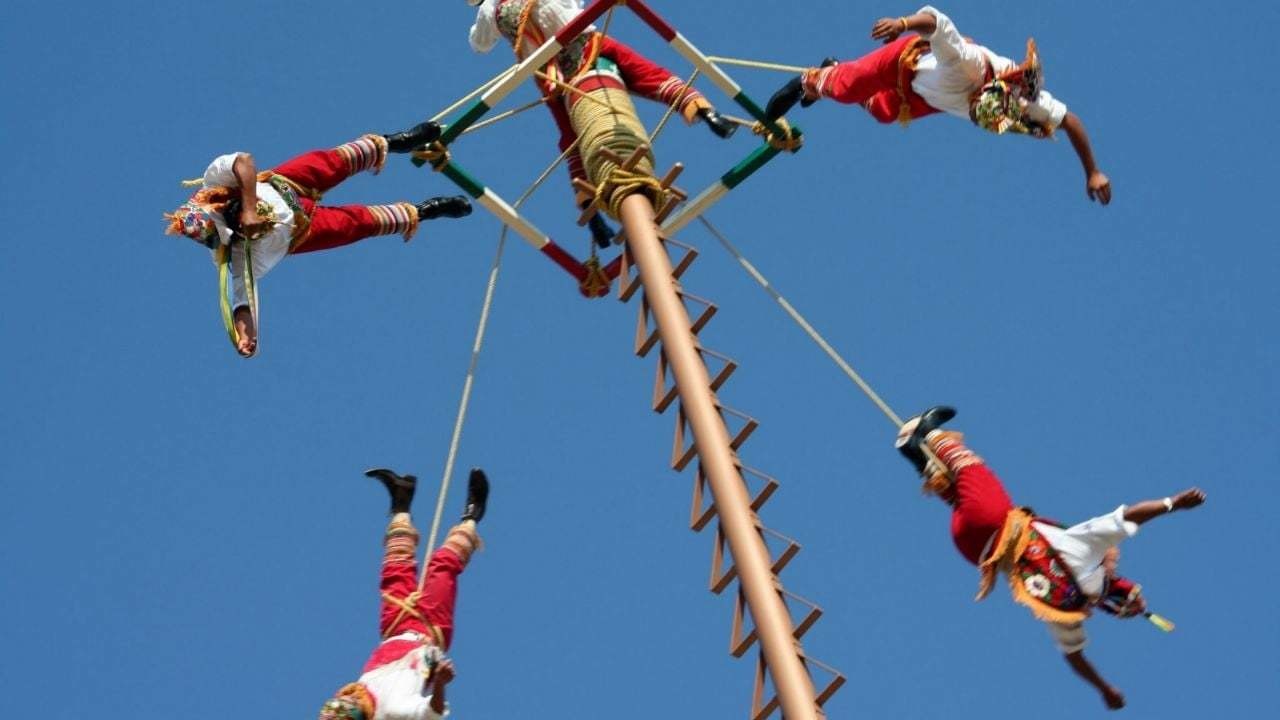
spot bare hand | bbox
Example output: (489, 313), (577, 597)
(1087, 171), (1112, 205)
(1101, 685), (1126, 710)
(431, 659), (456, 688)
(239, 205), (270, 239)
(871, 17), (905, 43)
(233, 306), (257, 358)
(1172, 487), (1206, 511)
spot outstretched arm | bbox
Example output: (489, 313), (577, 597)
(1059, 113), (1112, 205)
(1124, 487), (1206, 525)
(1065, 650), (1126, 710)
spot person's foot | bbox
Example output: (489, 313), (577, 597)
(588, 213), (616, 248)
(385, 120), (442, 153)
(799, 57), (838, 107)
(765, 76), (804, 122)
(699, 108), (738, 139)
(1101, 685), (1126, 711)
(1171, 487), (1206, 511)
(365, 468), (417, 514)
(894, 406), (957, 472)
(417, 196), (473, 221)
(233, 305), (257, 358)
(461, 468), (489, 522)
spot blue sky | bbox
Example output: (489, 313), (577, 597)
(2, 1), (1276, 718)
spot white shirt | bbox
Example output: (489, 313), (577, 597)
(912, 6), (1068, 129)
(1036, 505), (1140, 653)
(202, 152), (294, 310)
(468, 0), (594, 54)
(358, 640), (449, 720)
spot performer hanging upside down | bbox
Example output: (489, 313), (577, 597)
(894, 407), (1205, 710)
(320, 467), (490, 720)
(765, 6), (1112, 205)
(468, 0), (737, 247)
(165, 122), (473, 357)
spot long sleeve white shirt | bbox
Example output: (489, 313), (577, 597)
(202, 153), (293, 309)
(912, 6), (1068, 129)
(468, 0), (594, 53)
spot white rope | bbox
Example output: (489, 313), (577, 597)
(698, 216), (904, 429)
(425, 233), (507, 553)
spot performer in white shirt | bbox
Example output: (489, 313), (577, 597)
(894, 406), (1206, 710)
(766, 6), (1113, 205)
(319, 467), (490, 720)
(165, 122), (472, 357)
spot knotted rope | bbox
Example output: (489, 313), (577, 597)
(752, 117), (803, 152)
(569, 84), (662, 218)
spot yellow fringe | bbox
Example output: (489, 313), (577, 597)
(976, 508), (1088, 625)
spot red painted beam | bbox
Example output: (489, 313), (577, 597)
(556, 0), (614, 45)
(541, 242), (589, 282)
(626, 0), (678, 42)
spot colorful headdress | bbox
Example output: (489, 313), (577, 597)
(969, 38), (1050, 138)
(319, 684), (374, 720)
(164, 202), (219, 248)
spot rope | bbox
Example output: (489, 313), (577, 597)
(706, 55), (810, 74)
(431, 64), (520, 124)
(411, 141), (452, 172)
(418, 130), (586, 578)
(697, 216), (903, 428)
(424, 234), (507, 554)
(751, 116), (803, 152)
(649, 67), (702, 146)
(460, 96), (550, 136)
(570, 84), (661, 218)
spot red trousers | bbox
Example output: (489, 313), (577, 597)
(949, 462), (1015, 566)
(375, 545), (465, 653)
(813, 35), (940, 124)
(270, 149), (388, 254)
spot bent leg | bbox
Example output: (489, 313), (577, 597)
(928, 432), (1014, 565)
(806, 37), (910, 106)
(379, 513), (432, 638)
(291, 202), (419, 254)
(271, 135), (390, 196)
(415, 521), (480, 650)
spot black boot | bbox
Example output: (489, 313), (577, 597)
(385, 120), (442, 153)
(895, 406), (958, 473)
(588, 213), (616, 248)
(799, 57), (839, 108)
(461, 468), (489, 523)
(365, 467), (417, 514)
(765, 76), (804, 122)
(699, 108), (738, 139)
(417, 196), (473, 221)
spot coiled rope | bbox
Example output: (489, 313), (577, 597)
(570, 85), (663, 218)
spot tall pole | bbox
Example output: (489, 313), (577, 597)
(620, 194), (821, 720)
